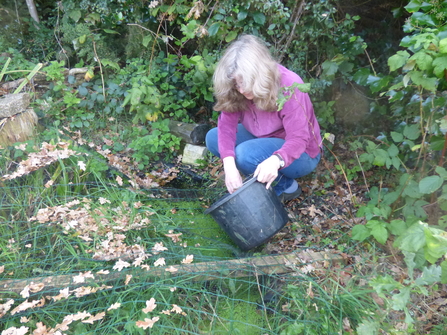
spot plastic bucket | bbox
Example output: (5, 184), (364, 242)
(205, 177), (289, 251)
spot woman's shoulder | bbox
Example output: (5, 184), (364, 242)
(277, 64), (304, 85)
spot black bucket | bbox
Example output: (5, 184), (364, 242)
(205, 177), (289, 251)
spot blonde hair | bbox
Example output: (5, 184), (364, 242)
(213, 35), (281, 112)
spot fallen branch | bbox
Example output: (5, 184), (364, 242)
(0, 250), (344, 296)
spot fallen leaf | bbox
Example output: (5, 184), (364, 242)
(165, 232), (182, 243)
(20, 286), (30, 299)
(136, 316), (160, 330)
(142, 298), (157, 313)
(113, 259), (131, 271)
(165, 266), (178, 273)
(78, 161), (86, 171)
(154, 258), (165, 267)
(52, 287), (71, 301)
(20, 316), (30, 323)
(124, 274), (132, 285)
(108, 303), (121, 311)
(171, 304), (183, 314)
(181, 255), (194, 264)
(152, 242), (168, 254)
(1, 326), (29, 335)
(82, 312), (105, 324)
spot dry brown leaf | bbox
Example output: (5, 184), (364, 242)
(142, 298), (157, 313)
(165, 232), (182, 243)
(0, 299), (14, 318)
(52, 287), (71, 301)
(154, 258), (165, 267)
(124, 274), (132, 285)
(1, 326), (29, 335)
(113, 259), (131, 271)
(181, 255), (194, 264)
(108, 302), (121, 311)
(152, 242), (168, 254)
(82, 312), (105, 324)
(165, 266), (178, 273)
(136, 316), (160, 330)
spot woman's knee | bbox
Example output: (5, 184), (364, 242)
(205, 127), (220, 157)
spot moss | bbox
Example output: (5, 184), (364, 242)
(197, 281), (267, 334)
(147, 199), (236, 260)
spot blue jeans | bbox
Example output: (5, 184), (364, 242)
(205, 124), (321, 195)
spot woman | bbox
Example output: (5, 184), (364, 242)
(205, 34), (321, 202)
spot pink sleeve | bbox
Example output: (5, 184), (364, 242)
(274, 90), (315, 167)
(217, 111), (241, 159)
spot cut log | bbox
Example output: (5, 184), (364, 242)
(0, 108), (38, 148)
(0, 250), (344, 296)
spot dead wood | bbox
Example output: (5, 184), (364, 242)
(0, 250), (344, 296)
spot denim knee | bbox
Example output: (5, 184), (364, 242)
(205, 127), (219, 158)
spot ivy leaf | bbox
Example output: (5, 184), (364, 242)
(351, 225), (371, 241)
(409, 71), (437, 92)
(432, 56), (447, 78)
(411, 12), (437, 27)
(367, 75), (391, 93)
(353, 68), (370, 85)
(322, 60), (338, 78)
(419, 175), (443, 194)
(404, 0), (422, 13)
(388, 50), (410, 71)
(252, 12), (266, 25)
(409, 51), (433, 71)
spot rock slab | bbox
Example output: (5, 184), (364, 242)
(182, 144), (208, 166)
(0, 93), (31, 118)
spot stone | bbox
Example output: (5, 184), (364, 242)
(182, 144), (208, 166)
(0, 93), (31, 118)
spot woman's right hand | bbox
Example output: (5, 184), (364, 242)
(223, 157), (243, 194)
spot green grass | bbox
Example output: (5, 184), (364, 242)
(0, 133), (389, 334)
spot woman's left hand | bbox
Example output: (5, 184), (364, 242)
(254, 155), (281, 189)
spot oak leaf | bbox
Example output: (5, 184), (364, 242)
(136, 317), (160, 330)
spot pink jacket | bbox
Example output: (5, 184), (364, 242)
(217, 65), (322, 168)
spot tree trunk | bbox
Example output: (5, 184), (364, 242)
(25, 0), (40, 23)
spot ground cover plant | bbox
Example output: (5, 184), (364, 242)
(1, 0), (447, 333)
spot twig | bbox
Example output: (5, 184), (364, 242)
(355, 151), (369, 192)
(278, 0), (306, 62)
(252, 264), (272, 331)
(91, 39), (106, 101)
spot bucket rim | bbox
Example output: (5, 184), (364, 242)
(204, 176), (259, 215)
